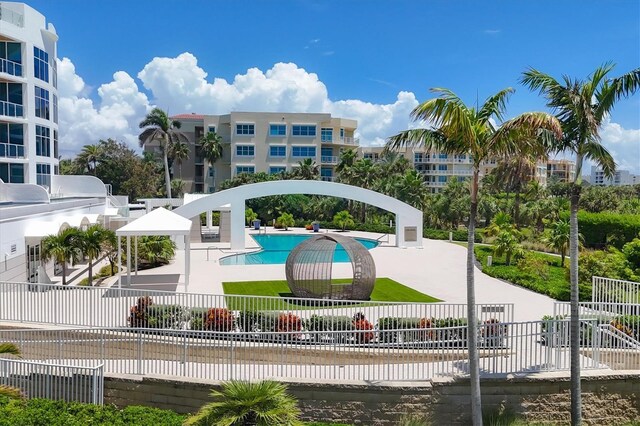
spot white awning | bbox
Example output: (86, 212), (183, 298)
(116, 207), (192, 237)
(24, 221), (61, 237)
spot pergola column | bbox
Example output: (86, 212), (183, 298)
(117, 235), (122, 290)
(126, 236), (131, 286)
(184, 235), (190, 292)
(230, 200), (245, 250)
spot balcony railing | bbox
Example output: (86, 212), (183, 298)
(417, 169), (474, 176)
(321, 175), (336, 182)
(0, 143), (25, 158)
(0, 58), (23, 77)
(414, 157), (473, 164)
(0, 100), (24, 117)
(325, 137), (359, 145)
(321, 155), (338, 165)
(0, 6), (24, 27)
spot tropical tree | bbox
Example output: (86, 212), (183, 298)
(0, 343), (22, 399)
(484, 212), (518, 239)
(491, 155), (539, 227)
(139, 108), (189, 199)
(544, 219), (571, 267)
(386, 87), (562, 425)
(76, 144), (102, 175)
(277, 212), (295, 231)
(41, 227), (82, 286)
(184, 380), (302, 426)
(200, 131), (224, 188)
(522, 63), (640, 425)
(492, 230), (524, 266)
(171, 140), (190, 179)
(336, 148), (357, 178)
(333, 210), (355, 232)
(171, 179), (186, 198)
(136, 236), (176, 267)
(245, 208), (258, 226)
(77, 224), (110, 286)
(394, 170), (430, 210)
(292, 158), (319, 180)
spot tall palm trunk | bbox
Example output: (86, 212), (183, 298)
(88, 255), (93, 286)
(163, 138), (172, 199)
(467, 168), (482, 426)
(569, 180), (582, 426)
(61, 262), (67, 286)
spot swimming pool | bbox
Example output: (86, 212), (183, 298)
(220, 234), (378, 265)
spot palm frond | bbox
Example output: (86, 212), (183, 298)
(581, 139), (616, 178)
(385, 128), (449, 153)
(413, 94), (475, 142)
(0, 385), (24, 399)
(138, 128), (163, 147)
(477, 87), (514, 124)
(610, 67), (640, 98)
(492, 112), (562, 157)
(0, 342), (20, 356)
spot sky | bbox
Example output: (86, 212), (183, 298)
(30, 0), (640, 173)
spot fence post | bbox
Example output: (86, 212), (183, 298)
(137, 333), (142, 375)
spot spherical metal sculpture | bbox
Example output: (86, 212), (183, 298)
(285, 234), (376, 300)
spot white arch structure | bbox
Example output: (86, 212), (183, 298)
(174, 180), (423, 250)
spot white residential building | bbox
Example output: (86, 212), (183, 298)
(590, 165), (638, 186)
(0, 2), (59, 188)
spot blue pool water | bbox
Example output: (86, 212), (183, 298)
(220, 234), (378, 265)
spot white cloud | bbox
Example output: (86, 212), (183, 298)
(599, 117), (640, 173)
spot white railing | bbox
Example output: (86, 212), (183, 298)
(0, 358), (103, 404)
(419, 169), (474, 176)
(553, 301), (640, 319)
(0, 57), (23, 77)
(321, 155), (338, 165)
(0, 281), (514, 330)
(0, 319), (609, 383)
(0, 142), (25, 158)
(0, 100), (24, 117)
(0, 6), (24, 27)
(414, 157), (473, 165)
(592, 276), (640, 305)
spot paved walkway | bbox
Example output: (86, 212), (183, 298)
(119, 227), (557, 321)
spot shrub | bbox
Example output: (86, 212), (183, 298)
(562, 211), (640, 249)
(610, 315), (640, 340)
(204, 308), (235, 332)
(129, 296), (153, 328)
(237, 311), (279, 332)
(517, 252), (551, 280)
(353, 319), (374, 343)
(423, 228), (482, 243)
(276, 313), (302, 340)
(144, 305), (188, 329)
(577, 249), (639, 287)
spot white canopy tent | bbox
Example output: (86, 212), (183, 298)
(115, 207), (193, 291)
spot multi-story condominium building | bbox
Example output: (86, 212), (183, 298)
(547, 159), (576, 183)
(360, 146), (550, 192)
(590, 165), (638, 186)
(0, 2), (58, 189)
(146, 112), (358, 193)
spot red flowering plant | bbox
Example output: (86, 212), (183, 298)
(205, 308), (235, 332)
(276, 313), (303, 340)
(353, 312), (374, 344)
(129, 296), (153, 328)
(418, 317), (436, 341)
(481, 318), (508, 348)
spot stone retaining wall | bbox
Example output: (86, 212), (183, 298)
(104, 371), (640, 425)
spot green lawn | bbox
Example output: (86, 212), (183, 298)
(222, 277), (441, 310)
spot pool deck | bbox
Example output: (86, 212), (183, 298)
(116, 227), (557, 322)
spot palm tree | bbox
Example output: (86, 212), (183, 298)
(0, 343), (22, 399)
(292, 158), (319, 180)
(336, 148), (357, 178)
(184, 380), (302, 426)
(386, 87), (562, 425)
(200, 131), (224, 189)
(492, 155), (539, 228)
(395, 170), (430, 210)
(41, 227), (82, 286)
(171, 140), (190, 179)
(544, 219), (571, 267)
(521, 63), (640, 425)
(77, 224), (109, 287)
(492, 230), (523, 266)
(139, 108), (189, 199)
(77, 144), (102, 175)
(333, 210), (355, 232)
(136, 236), (176, 267)
(171, 179), (186, 198)
(277, 212), (295, 231)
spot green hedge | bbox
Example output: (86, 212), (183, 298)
(561, 211), (640, 249)
(423, 228), (482, 243)
(0, 398), (185, 426)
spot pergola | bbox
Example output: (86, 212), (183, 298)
(115, 207), (193, 291)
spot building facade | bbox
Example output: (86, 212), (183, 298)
(547, 159), (576, 183)
(0, 2), (58, 188)
(590, 165), (638, 186)
(145, 112), (358, 193)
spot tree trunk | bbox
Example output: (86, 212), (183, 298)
(561, 250), (566, 267)
(62, 262), (67, 286)
(468, 168), (483, 426)
(514, 191), (521, 229)
(569, 182), (582, 426)
(163, 138), (172, 200)
(88, 256), (93, 286)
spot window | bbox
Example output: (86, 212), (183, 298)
(0, 82), (23, 117)
(235, 145), (254, 156)
(414, 153), (423, 163)
(292, 146), (316, 157)
(34, 47), (49, 82)
(236, 123), (254, 135)
(53, 94), (58, 124)
(52, 58), (57, 89)
(35, 86), (50, 119)
(236, 166), (255, 175)
(53, 130), (59, 159)
(208, 166), (215, 178)
(0, 42), (22, 76)
(321, 147), (333, 157)
(438, 176), (447, 183)
(292, 125), (316, 137)
(35, 125), (50, 157)
(321, 128), (333, 142)
(0, 163), (24, 183)
(269, 145), (286, 157)
(36, 163), (51, 187)
(340, 128), (344, 139)
(269, 166), (286, 175)
(321, 168), (332, 178)
(207, 126), (216, 134)
(269, 124), (286, 136)
(438, 153), (448, 159)
(438, 164), (447, 171)
(0, 123), (24, 158)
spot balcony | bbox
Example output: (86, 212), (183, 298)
(0, 6), (24, 27)
(0, 143), (25, 158)
(321, 155), (338, 165)
(321, 176), (335, 182)
(418, 168), (474, 176)
(324, 136), (359, 146)
(414, 157), (472, 164)
(0, 58), (23, 77)
(0, 100), (24, 117)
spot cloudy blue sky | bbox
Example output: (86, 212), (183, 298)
(31, 0), (640, 172)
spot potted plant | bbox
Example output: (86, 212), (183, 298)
(312, 221), (320, 232)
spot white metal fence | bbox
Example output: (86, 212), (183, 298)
(592, 276), (640, 305)
(0, 358), (103, 404)
(0, 319), (629, 383)
(0, 282), (514, 330)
